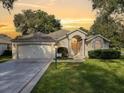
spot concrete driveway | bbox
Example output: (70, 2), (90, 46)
(0, 59), (51, 93)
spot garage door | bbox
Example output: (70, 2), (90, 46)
(18, 45), (53, 59)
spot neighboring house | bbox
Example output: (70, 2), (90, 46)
(0, 34), (11, 55)
(12, 30), (110, 60)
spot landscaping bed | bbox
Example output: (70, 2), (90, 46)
(31, 59), (124, 93)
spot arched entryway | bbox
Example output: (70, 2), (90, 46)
(57, 47), (69, 58)
(71, 35), (82, 56)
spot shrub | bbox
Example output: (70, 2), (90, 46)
(1, 50), (12, 56)
(88, 49), (121, 59)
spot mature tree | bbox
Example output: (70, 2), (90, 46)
(0, 0), (16, 11)
(91, 0), (124, 15)
(13, 9), (61, 35)
(79, 27), (89, 33)
(92, 0), (124, 26)
(90, 15), (124, 48)
(90, 0), (124, 48)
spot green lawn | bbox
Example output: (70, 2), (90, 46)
(31, 59), (124, 93)
(121, 48), (124, 52)
(0, 56), (12, 63)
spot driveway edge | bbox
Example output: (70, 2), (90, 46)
(19, 61), (51, 93)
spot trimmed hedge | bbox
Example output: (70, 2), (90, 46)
(88, 49), (121, 59)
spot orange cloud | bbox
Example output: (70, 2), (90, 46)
(0, 0), (96, 38)
(61, 18), (95, 30)
(0, 24), (7, 28)
(16, 3), (42, 8)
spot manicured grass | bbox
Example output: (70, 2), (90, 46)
(121, 48), (124, 52)
(0, 56), (12, 63)
(31, 59), (124, 93)
(121, 48), (124, 58)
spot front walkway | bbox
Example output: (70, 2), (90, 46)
(0, 59), (51, 93)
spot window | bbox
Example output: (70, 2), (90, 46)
(92, 38), (103, 49)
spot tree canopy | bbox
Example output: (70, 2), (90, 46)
(79, 27), (91, 35)
(90, 0), (124, 48)
(93, 0), (124, 25)
(90, 15), (124, 48)
(0, 0), (16, 11)
(91, 0), (124, 24)
(13, 10), (61, 35)
(79, 27), (89, 33)
(92, 0), (124, 14)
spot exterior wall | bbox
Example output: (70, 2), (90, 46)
(85, 43), (89, 58)
(12, 43), (18, 59)
(103, 41), (109, 49)
(57, 30), (87, 59)
(57, 38), (69, 48)
(53, 38), (69, 58)
(86, 37), (109, 57)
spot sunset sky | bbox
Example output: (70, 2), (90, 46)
(0, 0), (96, 38)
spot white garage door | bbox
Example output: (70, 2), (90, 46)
(18, 45), (53, 59)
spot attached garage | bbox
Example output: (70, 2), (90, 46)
(12, 32), (55, 60)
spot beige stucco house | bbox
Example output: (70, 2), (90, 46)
(12, 29), (110, 60)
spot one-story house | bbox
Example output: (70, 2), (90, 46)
(0, 34), (11, 55)
(12, 30), (110, 60)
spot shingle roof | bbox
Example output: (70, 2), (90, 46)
(48, 29), (69, 40)
(12, 32), (55, 42)
(86, 34), (110, 42)
(0, 34), (11, 44)
(48, 29), (88, 40)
